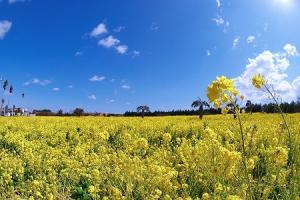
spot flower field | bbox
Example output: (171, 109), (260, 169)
(0, 114), (299, 199)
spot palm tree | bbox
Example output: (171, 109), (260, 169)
(1, 80), (8, 115)
(191, 98), (210, 119)
(245, 100), (253, 114)
(137, 105), (150, 118)
(8, 85), (13, 108)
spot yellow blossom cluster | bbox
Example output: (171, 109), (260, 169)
(252, 74), (266, 89)
(207, 76), (239, 108)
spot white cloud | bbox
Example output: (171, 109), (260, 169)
(89, 75), (105, 82)
(67, 85), (73, 89)
(8, 0), (26, 4)
(109, 99), (115, 103)
(213, 16), (225, 26)
(24, 78), (51, 86)
(121, 84), (131, 89)
(216, 0), (221, 8)
(0, 20), (12, 39)
(115, 45), (128, 54)
(88, 94), (97, 100)
(247, 35), (256, 44)
(98, 35), (120, 48)
(212, 16), (229, 32)
(132, 50), (140, 57)
(235, 45), (300, 103)
(52, 87), (60, 91)
(90, 23), (108, 37)
(283, 43), (298, 57)
(232, 37), (240, 49)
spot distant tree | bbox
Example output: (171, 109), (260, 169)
(7, 85), (13, 108)
(226, 99), (239, 119)
(245, 100), (253, 114)
(73, 108), (84, 117)
(191, 98), (210, 119)
(1, 80), (8, 115)
(33, 109), (55, 116)
(137, 105), (150, 118)
(57, 109), (64, 116)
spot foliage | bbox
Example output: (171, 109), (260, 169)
(0, 114), (299, 199)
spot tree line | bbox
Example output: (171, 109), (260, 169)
(31, 98), (300, 117)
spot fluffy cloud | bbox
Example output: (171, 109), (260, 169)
(115, 45), (128, 54)
(90, 23), (107, 37)
(247, 35), (256, 44)
(89, 75), (105, 82)
(235, 44), (300, 103)
(24, 78), (51, 86)
(88, 94), (97, 100)
(0, 20), (12, 39)
(98, 35), (120, 48)
(283, 43), (298, 57)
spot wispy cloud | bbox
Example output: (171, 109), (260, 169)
(24, 78), (52, 86)
(150, 22), (159, 31)
(90, 23), (108, 37)
(75, 51), (83, 56)
(98, 35), (120, 48)
(132, 50), (140, 57)
(113, 26), (125, 32)
(52, 87), (60, 92)
(232, 37), (240, 49)
(89, 75), (106, 82)
(88, 94), (97, 100)
(121, 84), (131, 89)
(0, 20), (12, 39)
(8, 0), (27, 4)
(206, 50), (211, 56)
(216, 0), (221, 8)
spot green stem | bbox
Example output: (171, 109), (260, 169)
(234, 104), (252, 200)
(264, 85), (295, 194)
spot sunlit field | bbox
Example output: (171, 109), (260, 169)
(0, 114), (299, 199)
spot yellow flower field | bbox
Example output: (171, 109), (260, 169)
(0, 114), (299, 199)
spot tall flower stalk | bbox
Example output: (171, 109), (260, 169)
(252, 74), (296, 197)
(207, 76), (253, 199)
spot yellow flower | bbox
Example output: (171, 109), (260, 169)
(202, 193), (210, 200)
(207, 76), (239, 108)
(88, 185), (96, 194)
(252, 74), (266, 89)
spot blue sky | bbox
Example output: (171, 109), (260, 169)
(0, 0), (300, 113)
